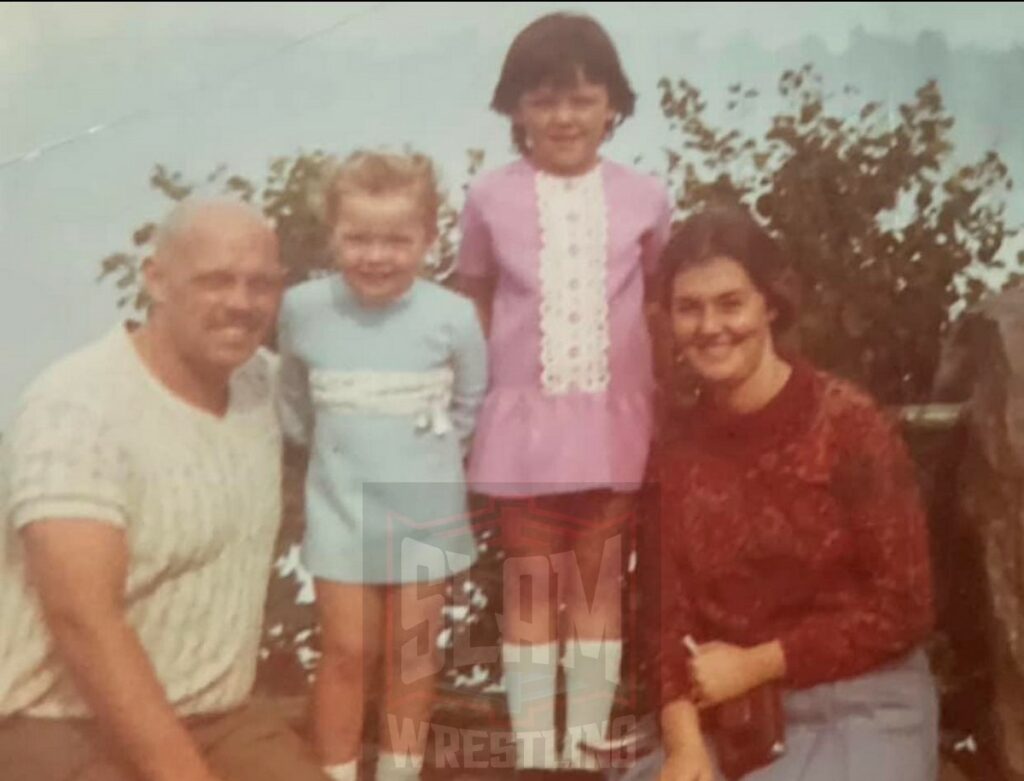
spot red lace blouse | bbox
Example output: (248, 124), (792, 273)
(653, 361), (934, 703)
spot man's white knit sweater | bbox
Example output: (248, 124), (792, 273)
(0, 326), (282, 718)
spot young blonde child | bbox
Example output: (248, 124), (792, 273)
(278, 151), (487, 781)
(457, 12), (672, 771)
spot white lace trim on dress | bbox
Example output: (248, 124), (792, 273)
(535, 166), (610, 396)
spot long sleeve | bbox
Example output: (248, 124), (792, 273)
(649, 459), (700, 708)
(275, 305), (314, 447)
(449, 298), (488, 451)
(640, 185), (673, 277)
(455, 187), (497, 281)
(778, 401), (935, 687)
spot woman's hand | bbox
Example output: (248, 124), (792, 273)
(688, 639), (786, 707)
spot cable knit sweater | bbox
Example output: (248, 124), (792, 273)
(0, 326), (282, 718)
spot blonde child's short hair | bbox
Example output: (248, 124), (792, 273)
(323, 150), (441, 234)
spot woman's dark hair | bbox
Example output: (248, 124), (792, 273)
(491, 13), (636, 155)
(659, 205), (798, 333)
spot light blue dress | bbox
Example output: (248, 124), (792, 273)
(277, 276), (487, 584)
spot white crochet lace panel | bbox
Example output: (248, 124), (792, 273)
(535, 167), (610, 396)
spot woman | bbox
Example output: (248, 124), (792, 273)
(649, 205), (938, 781)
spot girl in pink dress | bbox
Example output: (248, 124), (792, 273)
(457, 12), (671, 770)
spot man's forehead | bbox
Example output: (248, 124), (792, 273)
(179, 236), (283, 281)
(185, 238), (277, 264)
(160, 203), (279, 271)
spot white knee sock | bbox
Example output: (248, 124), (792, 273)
(324, 759), (358, 781)
(375, 750), (424, 781)
(562, 638), (623, 769)
(502, 641), (559, 769)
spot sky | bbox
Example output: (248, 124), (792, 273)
(3, 1), (1024, 425)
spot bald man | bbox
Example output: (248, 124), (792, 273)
(0, 200), (329, 781)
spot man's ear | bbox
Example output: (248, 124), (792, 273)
(141, 255), (167, 306)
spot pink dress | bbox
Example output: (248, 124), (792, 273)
(458, 157), (671, 497)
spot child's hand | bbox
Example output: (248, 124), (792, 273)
(659, 740), (715, 781)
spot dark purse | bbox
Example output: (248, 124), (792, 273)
(704, 682), (786, 780)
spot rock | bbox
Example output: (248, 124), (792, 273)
(936, 287), (1024, 779)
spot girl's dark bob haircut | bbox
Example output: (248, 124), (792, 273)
(491, 13), (637, 155)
